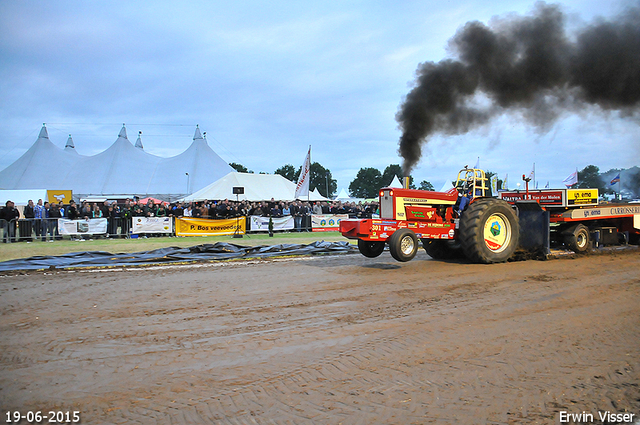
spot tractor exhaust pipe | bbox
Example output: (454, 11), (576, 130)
(403, 176), (410, 189)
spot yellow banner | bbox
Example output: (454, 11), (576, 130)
(567, 189), (598, 206)
(47, 190), (73, 204)
(175, 217), (245, 236)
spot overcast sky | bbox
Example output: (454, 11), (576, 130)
(0, 0), (637, 192)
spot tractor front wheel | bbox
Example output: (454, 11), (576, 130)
(357, 239), (385, 258)
(459, 198), (519, 263)
(388, 229), (419, 262)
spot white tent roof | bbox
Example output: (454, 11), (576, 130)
(150, 126), (234, 196)
(388, 176), (403, 188)
(335, 188), (350, 200)
(183, 172), (328, 202)
(0, 124), (235, 200)
(0, 126), (78, 190)
(60, 126), (163, 195)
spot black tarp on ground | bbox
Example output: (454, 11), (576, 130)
(0, 241), (357, 272)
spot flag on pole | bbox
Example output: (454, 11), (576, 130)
(295, 146), (311, 199)
(563, 169), (578, 187)
(610, 173), (621, 186)
(528, 163), (535, 181)
(503, 174), (508, 190)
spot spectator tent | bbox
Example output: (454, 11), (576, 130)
(0, 125), (234, 201)
(183, 172), (328, 202)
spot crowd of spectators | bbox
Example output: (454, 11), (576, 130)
(0, 197), (379, 242)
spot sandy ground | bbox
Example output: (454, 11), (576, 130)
(0, 249), (638, 424)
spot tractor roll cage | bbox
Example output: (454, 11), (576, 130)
(454, 168), (490, 198)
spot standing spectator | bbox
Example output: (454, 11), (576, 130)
(67, 200), (79, 220)
(92, 204), (103, 218)
(58, 201), (66, 217)
(143, 200), (155, 217)
(183, 204), (193, 217)
(100, 201), (110, 218)
(48, 202), (62, 240)
(81, 202), (92, 219)
(172, 202), (184, 217)
(270, 204), (282, 217)
(23, 200), (35, 241)
(0, 200), (20, 242)
(34, 199), (44, 240)
(42, 201), (51, 241)
(156, 202), (167, 217)
(120, 200), (132, 237)
(313, 202), (322, 215)
(108, 203), (120, 237)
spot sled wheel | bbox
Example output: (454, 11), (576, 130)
(459, 198), (519, 263)
(357, 239), (385, 258)
(564, 224), (590, 253)
(388, 228), (419, 262)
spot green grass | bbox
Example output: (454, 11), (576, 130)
(0, 232), (352, 263)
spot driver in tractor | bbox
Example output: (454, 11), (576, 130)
(456, 175), (475, 215)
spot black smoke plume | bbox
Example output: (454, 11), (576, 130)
(397, 2), (640, 175)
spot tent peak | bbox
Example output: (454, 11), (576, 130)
(118, 125), (127, 140)
(65, 134), (75, 149)
(193, 125), (203, 141)
(135, 131), (144, 150)
(38, 124), (49, 140)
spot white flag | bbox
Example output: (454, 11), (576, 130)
(563, 169), (578, 187)
(295, 146), (311, 199)
(528, 163), (535, 181)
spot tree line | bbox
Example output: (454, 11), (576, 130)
(229, 162), (434, 199)
(230, 161), (639, 199)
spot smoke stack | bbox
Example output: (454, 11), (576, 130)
(396, 3), (640, 175)
(403, 176), (410, 189)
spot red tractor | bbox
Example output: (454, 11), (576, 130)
(340, 167), (520, 263)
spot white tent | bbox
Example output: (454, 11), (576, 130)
(183, 172), (328, 202)
(149, 126), (234, 197)
(388, 176), (403, 188)
(334, 188), (364, 203)
(61, 126), (162, 196)
(0, 124), (235, 200)
(335, 188), (351, 200)
(0, 126), (78, 190)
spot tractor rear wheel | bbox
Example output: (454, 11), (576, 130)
(563, 224), (590, 253)
(459, 198), (519, 263)
(357, 239), (385, 258)
(423, 239), (463, 260)
(388, 228), (419, 262)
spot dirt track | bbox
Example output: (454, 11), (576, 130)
(1, 249), (639, 424)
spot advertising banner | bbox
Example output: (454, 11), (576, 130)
(567, 189), (598, 206)
(311, 214), (349, 232)
(58, 218), (108, 235)
(47, 190), (73, 205)
(249, 215), (294, 232)
(132, 217), (173, 234)
(175, 217), (245, 236)
(499, 190), (566, 206)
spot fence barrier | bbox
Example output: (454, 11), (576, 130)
(1, 213), (370, 243)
